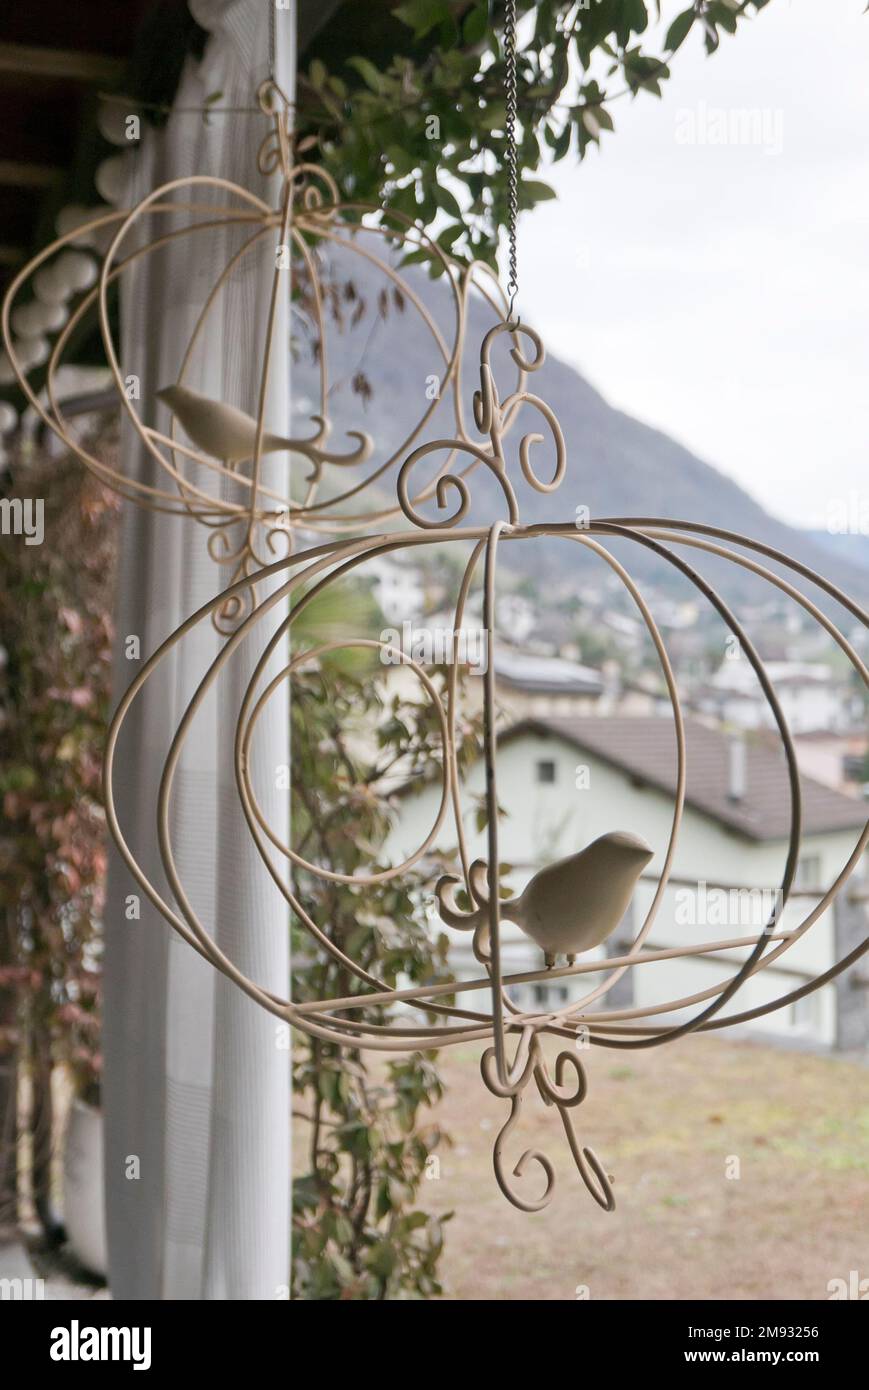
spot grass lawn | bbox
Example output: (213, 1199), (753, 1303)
(414, 1035), (869, 1301)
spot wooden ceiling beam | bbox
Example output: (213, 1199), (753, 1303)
(298, 0), (346, 52)
(0, 43), (124, 85)
(0, 160), (62, 189)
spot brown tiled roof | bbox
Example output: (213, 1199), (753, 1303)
(503, 716), (868, 842)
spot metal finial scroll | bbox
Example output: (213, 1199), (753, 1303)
(397, 323), (565, 528)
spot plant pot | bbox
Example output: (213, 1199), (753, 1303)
(62, 1098), (107, 1277)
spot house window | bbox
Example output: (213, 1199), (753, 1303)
(789, 990), (820, 1032)
(536, 758), (556, 785)
(794, 853), (822, 892)
(531, 983), (569, 1008)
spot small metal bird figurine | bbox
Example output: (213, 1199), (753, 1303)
(157, 384), (301, 463)
(156, 383), (372, 478)
(436, 831), (653, 967)
(501, 832), (654, 966)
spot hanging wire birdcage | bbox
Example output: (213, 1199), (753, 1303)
(100, 315), (869, 1213)
(2, 35), (867, 1214)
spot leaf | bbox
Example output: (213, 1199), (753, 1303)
(713, 1), (740, 34)
(665, 9), (695, 52)
(346, 55), (386, 93)
(462, 2), (488, 46)
(581, 108), (601, 140)
(616, 0), (649, 46)
(480, 102), (506, 131)
(432, 182), (462, 218)
(394, 0), (451, 39)
(308, 60), (327, 90)
(436, 223), (464, 251)
(329, 1250), (356, 1285)
(403, 1210), (430, 1231)
(399, 248), (437, 269)
(550, 123), (572, 160)
(366, 1240), (397, 1279)
(520, 178), (557, 202)
(386, 144), (417, 177)
(703, 18), (721, 54)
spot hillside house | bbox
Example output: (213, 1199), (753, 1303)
(792, 731), (869, 797)
(698, 659), (858, 734)
(389, 716), (869, 1051)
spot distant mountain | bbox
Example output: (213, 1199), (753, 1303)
(292, 243), (869, 612)
(808, 529), (869, 571)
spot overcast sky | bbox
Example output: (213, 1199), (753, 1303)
(519, 0), (869, 530)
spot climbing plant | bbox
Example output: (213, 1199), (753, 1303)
(0, 433), (119, 1230)
(298, 1), (775, 270)
(288, 586), (482, 1299)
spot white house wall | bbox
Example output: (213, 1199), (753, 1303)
(388, 730), (863, 1048)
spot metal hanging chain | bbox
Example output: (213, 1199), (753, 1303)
(503, 0), (520, 323)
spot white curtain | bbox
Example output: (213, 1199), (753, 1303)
(102, 0), (294, 1300)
